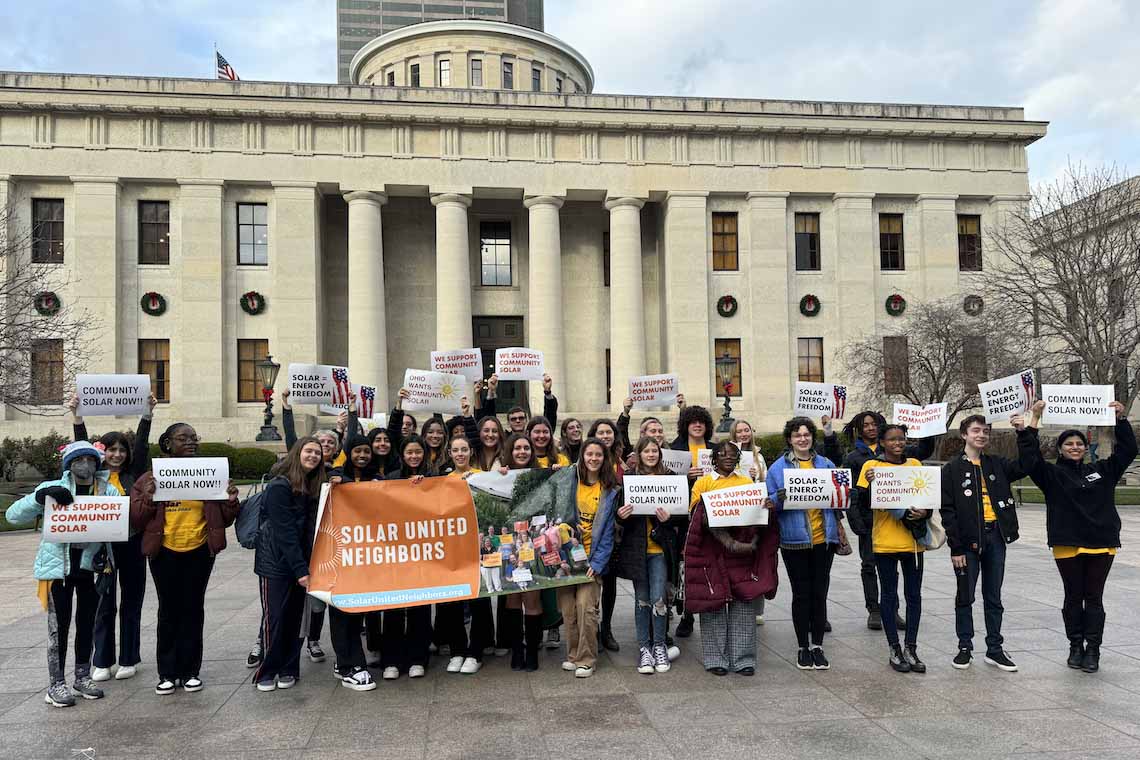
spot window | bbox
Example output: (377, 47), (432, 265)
(30, 339), (63, 405)
(605, 348), (611, 405)
(479, 220), (511, 286)
(879, 214), (905, 270)
(962, 335), (987, 387)
(712, 212), (738, 271)
(531, 67), (542, 91)
(957, 214), (982, 271)
(438, 59), (450, 87)
(794, 213), (820, 271)
(470, 58), (483, 87)
(410, 63), (420, 87)
(555, 76), (563, 93)
(883, 336), (909, 394)
(1109, 277), (1125, 319)
(139, 339), (170, 402)
(386, 70), (395, 86)
(1032, 298), (1041, 337)
(502, 61), (513, 89)
(797, 338), (824, 383)
(31, 199), (64, 263)
(237, 203), (268, 265)
(714, 338), (742, 396)
(238, 339), (269, 402)
(1069, 360), (1083, 385)
(138, 201), (170, 265)
(602, 231), (610, 287)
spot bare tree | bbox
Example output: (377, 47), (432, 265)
(0, 201), (99, 415)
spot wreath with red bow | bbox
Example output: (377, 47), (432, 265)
(240, 290), (267, 316)
(140, 291), (167, 317)
(34, 291), (61, 316)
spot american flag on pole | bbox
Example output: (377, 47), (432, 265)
(831, 469), (851, 509)
(1020, 370), (1036, 411)
(331, 367), (351, 404)
(358, 384), (376, 418)
(832, 384), (847, 419)
(216, 52), (239, 81)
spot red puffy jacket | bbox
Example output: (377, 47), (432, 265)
(682, 502), (779, 613)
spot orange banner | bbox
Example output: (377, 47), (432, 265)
(308, 478), (480, 612)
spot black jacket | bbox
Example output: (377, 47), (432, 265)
(823, 434), (938, 536)
(253, 477), (318, 581)
(612, 505), (684, 585)
(940, 453), (1024, 554)
(1017, 418), (1136, 549)
(476, 393), (558, 430)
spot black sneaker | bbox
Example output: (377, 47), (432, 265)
(1067, 642), (1085, 670)
(866, 611), (883, 631)
(796, 648), (813, 670)
(307, 641), (326, 663)
(1081, 646), (1100, 673)
(810, 647), (830, 670)
(984, 650), (1018, 672)
(675, 616), (694, 639)
(889, 644), (911, 673)
(904, 644), (926, 674)
(823, 620), (832, 633)
(952, 649), (972, 670)
(245, 645), (262, 669)
(599, 629), (620, 652)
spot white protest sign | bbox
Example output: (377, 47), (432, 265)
(892, 402), (948, 438)
(495, 348), (545, 381)
(794, 381), (849, 420)
(152, 457), (230, 502)
(1041, 384), (1115, 427)
(783, 468), (853, 510)
(512, 568), (533, 583)
(735, 450), (756, 478)
(978, 369), (1036, 423)
(42, 495), (130, 543)
(431, 349), (484, 384)
(661, 449), (692, 476)
(869, 466), (941, 511)
(703, 483), (769, 527)
(697, 448), (713, 475)
(402, 369), (464, 415)
(288, 364), (352, 406)
(530, 515), (548, 527)
(623, 475), (689, 516)
(75, 374), (151, 417)
(360, 413), (389, 433)
(628, 374), (679, 410)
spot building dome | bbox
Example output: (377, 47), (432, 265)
(349, 19), (594, 94)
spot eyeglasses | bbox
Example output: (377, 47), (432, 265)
(508, 415), (526, 422)
(172, 434), (201, 444)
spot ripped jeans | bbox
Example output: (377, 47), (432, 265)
(633, 553), (668, 649)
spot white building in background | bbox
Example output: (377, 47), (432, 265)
(0, 19), (1046, 440)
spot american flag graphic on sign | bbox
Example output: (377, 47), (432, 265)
(358, 385), (375, 418)
(832, 385), (847, 419)
(1020, 370), (1036, 411)
(831, 469), (851, 509)
(216, 52), (239, 81)
(331, 367), (351, 404)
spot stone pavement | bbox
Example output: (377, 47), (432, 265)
(3, 508), (1140, 760)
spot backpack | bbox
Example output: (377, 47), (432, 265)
(922, 509), (947, 551)
(235, 475), (274, 549)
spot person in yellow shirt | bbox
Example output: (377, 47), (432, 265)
(527, 417), (570, 469)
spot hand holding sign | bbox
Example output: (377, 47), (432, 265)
(702, 483), (769, 527)
(43, 495), (130, 542)
(1040, 385), (1115, 427)
(628, 374), (679, 410)
(869, 466), (941, 511)
(623, 475), (689, 516)
(794, 382), (848, 420)
(75, 374), (152, 417)
(402, 369), (465, 415)
(978, 369), (1036, 423)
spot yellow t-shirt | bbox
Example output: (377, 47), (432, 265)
(647, 518), (663, 555)
(797, 460), (826, 546)
(446, 467), (482, 479)
(558, 522), (572, 546)
(332, 451), (347, 468)
(968, 459), (996, 522)
(162, 500), (207, 552)
(689, 472), (755, 512)
(857, 458), (926, 554)
(108, 471), (124, 496)
(689, 443), (703, 468)
(576, 481), (602, 554)
(1052, 546), (1118, 560)
(536, 453), (570, 469)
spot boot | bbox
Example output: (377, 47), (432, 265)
(1081, 645), (1100, 673)
(503, 609), (524, 671)
(889, 644), (911, 673)
(524, 615), (542, 672)
(1067, 639), (1085, 670)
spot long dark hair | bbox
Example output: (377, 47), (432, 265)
(474, 415), (505, 471)
(677, 406), (713, 445)
(366, 427), (399, 473)
(97, 431), (133, 470)
(633, 436), (668, 476)
(559, 417), (582, 461)
(420, 417), (447, 472)
(842, 410), (886, 446)
(280, 436), (328, 498)
(394, 434), (433, 478)
(525, 415), (556, 459)
(587, 418), (623, 459)
(576, 437), (619, 490)
(502, 433), (535, 470)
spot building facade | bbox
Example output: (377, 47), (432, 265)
(0, 20), (1046, 440)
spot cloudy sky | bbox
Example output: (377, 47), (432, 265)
(1, 0), (1134, 185)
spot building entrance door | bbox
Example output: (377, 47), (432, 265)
(472, 316), (528, 413)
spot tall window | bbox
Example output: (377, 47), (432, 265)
(712, 212), (738, 271)
(531, 67), (542, 91)
(794, 213), (820, 271)
(1109, 277), (1126, 319)
(237, 203), (268, 265)
(502, 61), (514, 89)
(798, 337), (824, 382)
(437, 59), (451, 87)
(479, 221), (511, 286)
(879, 214), (905, 270)
(714, 338), (742, 396)
(410, 63), (420, 87)
(138, 201), (170, 264)
(386, 70), (395, 86)
(470, 58), (483, 87)
(31, 199), (64, 263)
(30, 339), (63, 405)
(139, 339), (170, 402)
(605, 348), (611, 405)
(957, 214), (982, 271)
(962, 335), (987, 387)
(883, 336), (910, 394)
(1068, 360), (1083, 385)
(602, 231), (610, 287)
(237, 339), (269, 402)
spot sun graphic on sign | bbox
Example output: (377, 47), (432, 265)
(906, 471), (934, 496)
(314, 518), (344, 576)
(440, 381), (458, 399)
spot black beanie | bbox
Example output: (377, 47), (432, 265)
(1056, 429), (1088, 451)
(344, 435), (371, 453)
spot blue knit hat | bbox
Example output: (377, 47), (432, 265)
(61, 441), (104, 474)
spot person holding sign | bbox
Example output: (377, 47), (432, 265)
(684, 441), (779, 676)
(940, 415), (1026, 673)
(130, 423), (241, 696)
(765, 417), (841, 671)
(855, 425), (933, 674)
(6, 441), (117, 707)
(1015, 399), (1136, 674)
(669, 404), (714, 640)
(729, 420), (767, 483)
(586, 418), (624, 652)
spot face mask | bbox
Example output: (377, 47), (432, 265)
(70, 459), (97, 481)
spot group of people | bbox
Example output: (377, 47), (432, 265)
(7, 376), (1134, 707)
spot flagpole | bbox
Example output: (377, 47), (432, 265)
(212, 41), (217, 79)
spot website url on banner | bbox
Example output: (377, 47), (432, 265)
(333, 585), (472, 607)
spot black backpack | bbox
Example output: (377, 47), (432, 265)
(235, 475), (277, 549)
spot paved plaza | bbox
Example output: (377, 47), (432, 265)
(2, 507), (1140, 759)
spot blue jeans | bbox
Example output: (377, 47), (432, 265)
(876, 552), (923, 647)
(954, 524), (1006, 654)
(633, 553), (668, 649)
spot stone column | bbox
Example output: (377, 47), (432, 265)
(431, 193), (473, 350)
(833, 193), (877, 351)
(177, 179), (226, 418)
(605, 196), (647, 411)
(916, 194), (959, 298)
(662, 192), (711, 407)
(71, 177), (121, 375)
(0, 176), (13, 420)
(524, 195), (565, 413)
(344, 191), (390, 409)
(272, 182), (324, 376)
(746, 191), (791, 422)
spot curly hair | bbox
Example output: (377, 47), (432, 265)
(677, 405), (714, 444)
(782, 416), (817, 446)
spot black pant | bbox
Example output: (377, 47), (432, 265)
(363, 611), (382, 652)
(308, 599), (326, 643)
(253, 575), (306, 682)
(466, 598), (494, 661)
(858, 533), (880, 612)
(876, 552), (923, 647)
(954, 524), (1007, 654)
(781, 544), (834, 648)
(434, 601), (468, 655)
(93, 533), (147, 669)
(328, 607), (366, 672)
(1056, 552), (1114, 648)
(47, 572), (99, 684)
(600, 573), (617, 634)
(381, 606), (431, 670)
(149, 544), (215, 681)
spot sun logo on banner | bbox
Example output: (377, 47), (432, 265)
(906, 471), (934, 496)
(314, 511), (345, 577)
(440, 380), (458, 399)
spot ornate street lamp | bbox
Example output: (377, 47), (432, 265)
(714, 350), (737, 433)
(255, 354), (282, 442)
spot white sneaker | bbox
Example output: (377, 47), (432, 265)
(446, 656), (464, 673)
(574, 665), (594, 678)
(341, 667), (377, 692)
(91, 667), (112, 682)
(276, 675), (297, 689)
(114, 665), (137, 680)
(408, 665), (426, 678)
(561, 661), (577, 672)
(459, 657), (482, 674)
(182, 676), (203, 692)
(255, 679), (277, 692)
(755, 615), (765, 626)
(382, 666), (399, 680)
(637, 647), (655, 675)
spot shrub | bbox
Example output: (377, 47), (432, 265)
(0, 438), (19, 481)
(231, 448), (279, 480)
(21, 433), (70, 479)
(755, 433), (787, 465)
(474, 491), (511, 533)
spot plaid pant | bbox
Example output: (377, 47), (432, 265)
(699, 599), (757, 672)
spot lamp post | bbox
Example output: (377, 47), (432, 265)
(255, 354), (282, 442)
(714, 350), (736, 434)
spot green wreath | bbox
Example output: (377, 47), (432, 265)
(240, 290), (267, 316)
(799, 294), (821, 317)
(34, 291), (61, 316)
(885, 293), (907, 317)
(716, 294), (738, 318)
(140, 291), (167, 317)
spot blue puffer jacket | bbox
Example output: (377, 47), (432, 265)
(766, 451), (841, 549)
(6, 471), (117, 580)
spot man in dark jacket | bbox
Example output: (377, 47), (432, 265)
(940, 414), (1023, 672)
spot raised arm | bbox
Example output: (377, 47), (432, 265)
(1013, 404), (1048, 483)
(542, 374), (558, 431)
(1101, 405), (1137, 486)
(281, 390), (298, 450)
(128, 397), (157, 479)
(67, 394), (89, 442)
(616, 397), (633, 454)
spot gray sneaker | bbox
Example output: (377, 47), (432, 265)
(72, 674), (105, 700)
(44, 681), (76, 708)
